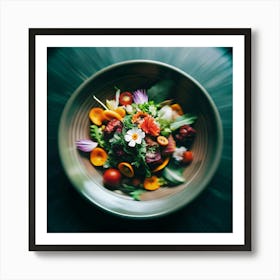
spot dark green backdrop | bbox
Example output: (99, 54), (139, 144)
(47, 47), (232, 232)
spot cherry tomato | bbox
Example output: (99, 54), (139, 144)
(183, 151), (193, 164)
(103, 168), (122, 187)
(119, 92), (133, 105)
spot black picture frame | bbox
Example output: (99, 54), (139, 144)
(29, 28), (251, 251)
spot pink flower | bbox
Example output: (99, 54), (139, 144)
(76, 139), (98, 152)
(133, 89), (148, 104)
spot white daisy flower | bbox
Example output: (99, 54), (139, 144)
(124, 128), (145, 147)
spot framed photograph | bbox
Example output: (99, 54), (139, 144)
(29, 28), (251, 251)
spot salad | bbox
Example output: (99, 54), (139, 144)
(76, 81), (197, 200)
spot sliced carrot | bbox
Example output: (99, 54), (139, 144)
(143, 176), (160, 191)
(114, 107), (126, 118)
(89, 107), (105, 126)
(171, 104), (184, 116)
(118, 162), (134, 178)
(157, 135), (169, 146)
(103, 109), (123, 121)
(90, 147), (108, 166)
(152, 157), (170, 173)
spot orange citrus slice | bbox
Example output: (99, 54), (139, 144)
(103, 109), (122, 121)
(114, 107), (126, 118)
(89, 107), (105, 126)
(118, 162), (134, 178)
(152, 157), (170, 173)
(90, 147), (108, 166)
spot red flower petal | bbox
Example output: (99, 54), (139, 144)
(140, 116), (160, 136)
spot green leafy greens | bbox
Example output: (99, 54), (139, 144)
(90, 125), (106, 148)
(170, 114), (197, 131)
(147, 80), (174, 103)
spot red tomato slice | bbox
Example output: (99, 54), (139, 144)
(119, 92), (133, 105)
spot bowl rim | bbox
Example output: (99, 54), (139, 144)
(58, 59), (223, 219)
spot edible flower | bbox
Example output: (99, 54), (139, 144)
(140, 115), (160, 136)
(105, 88), (121, 110)
(124, 127), (145, 147)
(133, 89), (148, 104)
(76, 139), (98, 152)
(172, 146), (187, 161)
(106, 99), (118, 110)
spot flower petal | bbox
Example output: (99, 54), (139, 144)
(106, 99), (118, 110)
(133, 89), (148, 104)
(128, 140), (136, 147)
(76, 139), (98, 152)
(125, 134), (132, 142)
(135, 137), (142, 144)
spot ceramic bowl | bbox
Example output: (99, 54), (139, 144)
(58, 60), (223, 218)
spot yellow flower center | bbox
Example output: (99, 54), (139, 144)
(132, 133), (138, 140)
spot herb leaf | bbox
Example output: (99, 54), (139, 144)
(170, 114), (197, 131)
(122, 115), (134, 129)
(147, 80), (174, 103)
(90, 125), (106, 148)
(130, 189), (145, 201)
(121, 184), (145, 201)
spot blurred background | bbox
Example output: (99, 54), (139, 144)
(47, 47), (232, 233)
